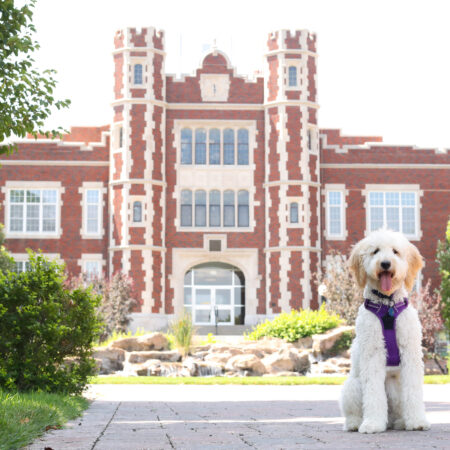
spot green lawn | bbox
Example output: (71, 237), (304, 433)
(0, 390), (89, 450)
(90, 374), (450, 385)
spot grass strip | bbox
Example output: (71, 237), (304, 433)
(0, 390), (89, 450)
(90, 374), (450, 385)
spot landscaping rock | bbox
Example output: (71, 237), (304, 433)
(128, 350), (181, 364)
(93, 347), (126, 374)
(111, 332), (168, 352)
(292, 336), (313, 349)
(262, 348), (310, 374)
(312, 326), (354, 357)
(225, 354), (266, 375)
(204, 352), (233, 365)
(424, 355), (448, 375)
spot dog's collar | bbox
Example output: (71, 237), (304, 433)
(371, 289), (394, 302)
(363, 286), (407, 306)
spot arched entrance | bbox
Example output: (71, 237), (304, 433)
(183, 262), (245, 325)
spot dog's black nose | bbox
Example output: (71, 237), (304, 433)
(381, 261), (391, 270)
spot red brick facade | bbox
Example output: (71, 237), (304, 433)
(0, 27), (448, 329)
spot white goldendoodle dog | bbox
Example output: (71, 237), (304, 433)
(340, 229), (430, 433)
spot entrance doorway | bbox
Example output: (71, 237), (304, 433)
(184, 262), (245, 325)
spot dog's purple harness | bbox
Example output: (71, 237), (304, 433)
(364, 290), (408, 366)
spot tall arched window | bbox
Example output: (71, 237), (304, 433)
(223, 128), (235, 165)
(288, 66), (297, 87)
(209, 128), (220, 165)
(237, 129), (249, 165)
(119, 127), (123, 148)
(238, 190), (249, 227)
(181, 128), (192, 164)
(180, 190), (192, 227)
(134, 64), (143, 84)
(290, 202), (299, 224)
(195, 129), (206, 164)
(209, 190), (221, 227)
(195, 190), (206, 227)
(223, 190), (235, 227)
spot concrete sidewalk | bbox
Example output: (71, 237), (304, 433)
(27, 384), (450, 449)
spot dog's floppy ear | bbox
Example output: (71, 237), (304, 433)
(404, 242), (423, 292)
(348, 240), (367, 289)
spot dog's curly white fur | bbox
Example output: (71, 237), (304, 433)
(340, 229), (430, 433)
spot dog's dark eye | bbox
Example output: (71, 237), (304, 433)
(393, 249), (399, 255)
(373, 248), (379, 255)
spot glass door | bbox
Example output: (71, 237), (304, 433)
(194, 288), (213, 325)
(214, 288), (232, 325)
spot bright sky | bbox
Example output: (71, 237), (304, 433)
(32, 0), (450, 149)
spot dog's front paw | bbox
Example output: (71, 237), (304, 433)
(344, 416), (361, 432)
(358, 420), (386, 434)
(405, 418), (430, 431)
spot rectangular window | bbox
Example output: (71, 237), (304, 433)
(14, 261), (31, 273)
(84, 260), (101, 282)
(327, 191), (343, 237)
(368, 191), (417, 236)
(86, 189), (101, 235)
(9, 189), (58, 235)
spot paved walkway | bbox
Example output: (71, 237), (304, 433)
(28, 384), (450, 449)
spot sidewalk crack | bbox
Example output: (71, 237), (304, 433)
(90, 401), (121, 449)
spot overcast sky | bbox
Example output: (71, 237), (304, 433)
(32, 0), (450, 149)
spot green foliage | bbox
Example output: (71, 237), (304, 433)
(0, 389), (88, 449)
(0, 224), (14, 273)
(169, 312), (197, 357)
(246, 305), (342, 342)
(0, 0), (70, 154)
(328, 330), (354, 356)
(0, 252), (102, 394)
(165, 333), (176, 350)
(199, 333), (217, 346)
(437, 219), (450, 332)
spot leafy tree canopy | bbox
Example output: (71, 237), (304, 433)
(0, 0), (70, 154)
(436, 219), (450, 332)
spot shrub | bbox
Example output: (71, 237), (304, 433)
(410, 279), (444, 354)
(0, 224), (14, 274)
(315, 250), (362, 326)
(0, 252), (102, 394)
(246, 305), (341, 342)
(436, 219), (450, 333)
(169, 312), (197, 357)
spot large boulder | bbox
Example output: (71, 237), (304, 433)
(262, 349), (310, 374)
(204, 352), (233, 365)
(225, 354), (266, 375)
(312, 326), (354, 358)
(110, 332), (168, 352)
(93, 347), (126, 374)
(128, 350), (181, 364)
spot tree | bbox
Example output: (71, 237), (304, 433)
(315, 250), (362, 326)
(0, 224), (14, 273)
(436, 219), (450, 332)
(0, 0), (70, 154)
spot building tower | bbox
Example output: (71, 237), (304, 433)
(111, 27), (167, 329)
(264, 30), (320, 313)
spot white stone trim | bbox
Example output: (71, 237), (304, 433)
(199, 74), (231, 102)
(78, 182), (107, 239)
(322, 184), (348, 241)
(362, 184), (423, 240)
(2, 181), (64, 239)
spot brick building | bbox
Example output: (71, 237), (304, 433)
(1, 28), (449, 331)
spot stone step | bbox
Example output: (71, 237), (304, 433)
(195, 325), (254, 336)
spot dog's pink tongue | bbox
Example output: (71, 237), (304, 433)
(380, 272), (392, 292)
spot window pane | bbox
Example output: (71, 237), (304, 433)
(43, 205), (56, 232)
(216, 289), (231, 305)
(184, 270), (192, 285)
(133, 201), (142, 222)
(209, 190), (221, 227)
(134, 64), (143, 84)
(119, 127), (123, 148)
(10, 205), (23, 231)
(181, 128), (192, 164)
(10, 190), (24, 203)
(386, 207), (399, 231)
(369, 192), (383, 206)
(195, 309), (211, 323)
(26, 204), (39, 231)
(290, 202), (299, 224)
(43, 190), (57, 203)
(195, 190), (206, 227)
(86, 190), (99, 204)
(238, 190), (249, 227)
(237, 129), (249, 165)
(370, 207), (383, 231)
(329, 206), (341, 235)
(224, 190), (235, 226)
(85, 261), (100, 281)
(234, 306), (245, 325)
(195, 268), (233, 286)
(402, 207), (416, 235)
(209, 128), (220, 165)
(181, 190), (192, 227)
(307, 129), (312, 151)
(288, 66), (297, 86)
(184, 287), (192, 305)
(386, 192), (399, 206)
(87, 204), (98, 220)
(401, 192), (415, 206)
(234, 287), (245, 305)
(223, 129), (235, 164)
(233, 271), (245, 286)
(195, 129), (206, 164)
(217, 310), (231, 323)
(328, 191), (341, 206)
(27, 190), (40, 203)
(195, 289), (211, 305)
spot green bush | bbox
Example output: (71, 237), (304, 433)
(246, 305), (341, 342)
(169, 312), (196, 357)
(0, 252), (102, 394)
(437, 219), (450, 333)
